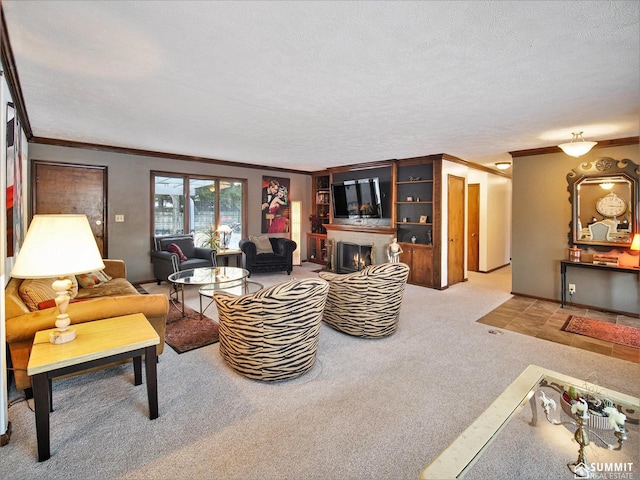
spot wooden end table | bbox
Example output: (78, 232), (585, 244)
(27, 313), (160, 461)
(216, 248), (242, 267)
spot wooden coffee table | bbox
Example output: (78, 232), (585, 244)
(27, 313), (160, 461)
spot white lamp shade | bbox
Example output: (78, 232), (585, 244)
(11, 214), (105, 278)
(217, 225), (232, 233)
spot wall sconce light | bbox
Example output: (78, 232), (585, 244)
(495, 162), (511, 170)
(558, 132), (597, 157)
(291, 201), (302, 266)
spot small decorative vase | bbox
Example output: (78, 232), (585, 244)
(411, 235), (417, 244)
(569, 246), (581, 263)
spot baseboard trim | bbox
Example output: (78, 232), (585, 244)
(510, 291), (637, 318)
(478, 263), (511, 274)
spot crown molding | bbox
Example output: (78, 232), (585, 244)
(29, 136), (313, 175)
(509, 137), (639, 158)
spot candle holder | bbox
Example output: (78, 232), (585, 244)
(569, 246), (582, 263)
(537, 388), (628, 478)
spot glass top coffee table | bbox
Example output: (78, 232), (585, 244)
(198, 280), (263, 317)
(420, 365), (639, 479)
(168, 266), (253, 318)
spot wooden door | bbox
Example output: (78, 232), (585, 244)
(447, 175), (465, 286)
(467, 183), (480, 272)
(33, 161), (108, 257)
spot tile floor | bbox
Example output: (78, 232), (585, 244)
(477, 296), (640, 364)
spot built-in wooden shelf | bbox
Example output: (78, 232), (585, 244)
(324, 224), (396, 235)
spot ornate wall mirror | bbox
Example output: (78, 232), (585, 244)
(567, 157), (639, 247)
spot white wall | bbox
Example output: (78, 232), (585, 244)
(484, 172), (512, 271)
(1, 70), (9, 441)
(1, 75), (28, 439)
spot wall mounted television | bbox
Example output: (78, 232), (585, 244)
(331, 177), (382, 218)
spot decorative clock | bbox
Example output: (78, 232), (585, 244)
(595, 191), (627, 218)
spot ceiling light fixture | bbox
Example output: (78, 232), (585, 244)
(495, 162), (511, 170)
(558, 132), (597, 157)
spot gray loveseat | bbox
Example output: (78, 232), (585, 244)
(151, 234), (217, 284)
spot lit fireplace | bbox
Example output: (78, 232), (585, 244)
(337, 241), (373, 273)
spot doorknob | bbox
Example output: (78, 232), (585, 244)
(449, 238), (454, 242)
(96, 220), (102, 226)
(471, 233), (477, 237)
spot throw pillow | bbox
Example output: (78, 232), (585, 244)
(168, 242), (188, 262)
(76, 270), (113, 288)
(250, 235), (274, 255)
(19, 276), (79, 312)
(38, 298), (88, 310)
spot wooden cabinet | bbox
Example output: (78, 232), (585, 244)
(311, 172), (330, 234)
(399, 243), (433, 287)
(307, 233), (328, 265)
(309, 172), (330, 265)
(394, 157), (441, 288)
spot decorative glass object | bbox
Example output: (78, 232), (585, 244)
(569, 246), (582, 263)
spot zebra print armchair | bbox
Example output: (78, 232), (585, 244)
(318, 262), (410, 338)
(213, 278), (329, 381)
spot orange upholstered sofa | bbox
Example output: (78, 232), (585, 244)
(4, 259), (168, 392)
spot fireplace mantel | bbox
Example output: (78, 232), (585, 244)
(324, 224), (396, 235)
(324, 224), (395, 271)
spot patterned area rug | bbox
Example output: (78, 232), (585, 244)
(165, 302), (220, 353)
(134, 284), (220, 353)
(563, 316), (640, 348)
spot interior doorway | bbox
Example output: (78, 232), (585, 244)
(467, 183), (480, 272)
(32, 161), (108, 257)
(447, 174), (465, 286)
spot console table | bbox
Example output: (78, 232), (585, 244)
(560, 260), (639, 307)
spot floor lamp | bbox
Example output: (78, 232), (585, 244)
(10, 215), (105, 344)
(291, 201), (301, 266)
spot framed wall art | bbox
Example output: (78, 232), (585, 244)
(261, 176), (291, 234)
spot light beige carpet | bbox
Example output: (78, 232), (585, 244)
(3, 264), (639, 480)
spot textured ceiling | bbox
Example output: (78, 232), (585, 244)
(3, 1), (639, 172)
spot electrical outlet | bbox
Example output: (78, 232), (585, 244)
(115, 214), (125, 223)
(568, 283), (576, 295)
